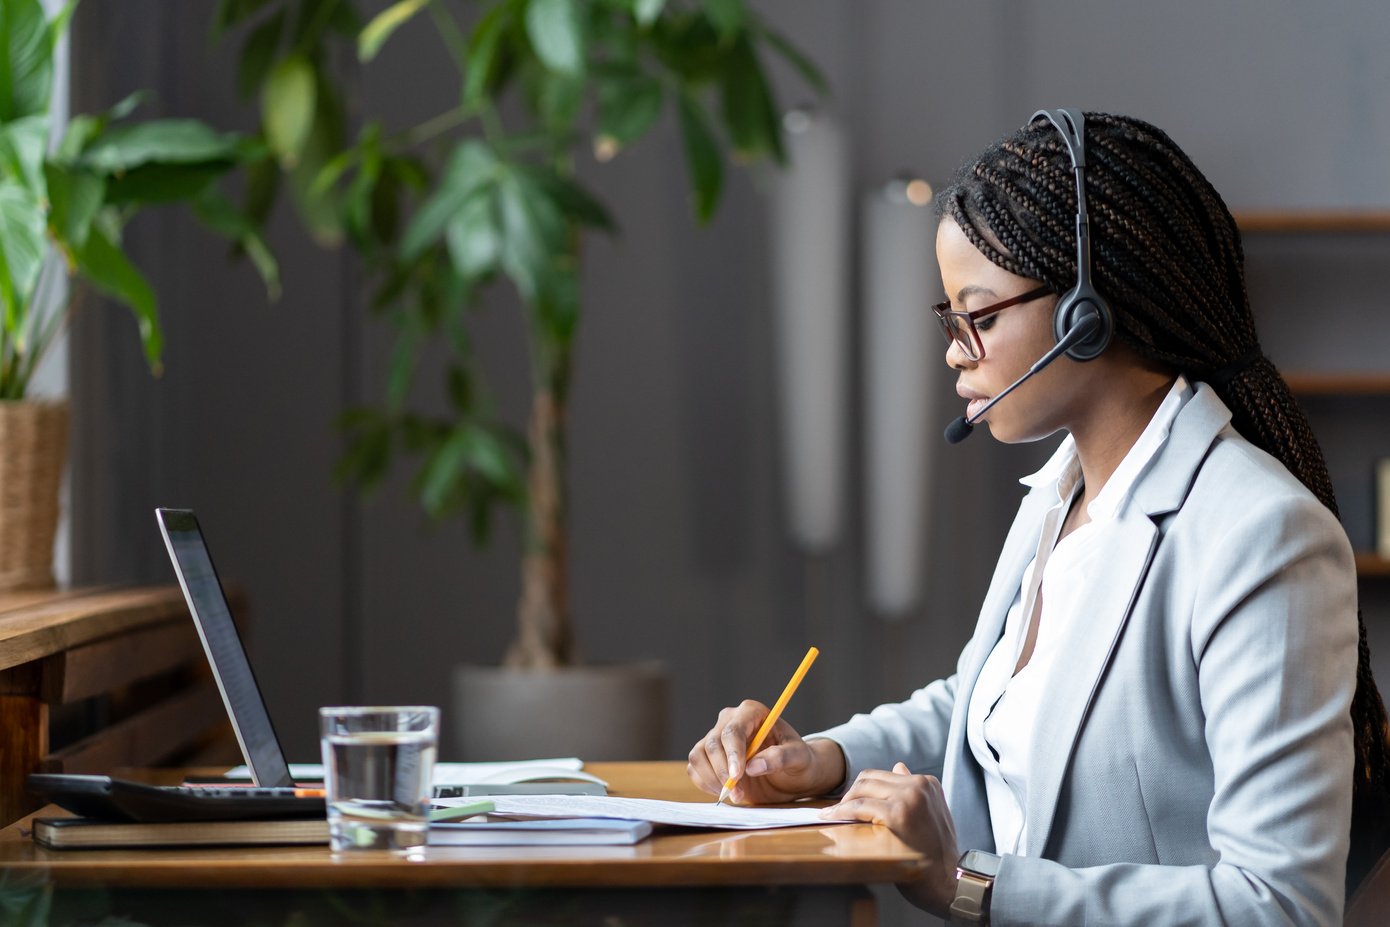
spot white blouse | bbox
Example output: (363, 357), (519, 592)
(965, 375), (1194, 855)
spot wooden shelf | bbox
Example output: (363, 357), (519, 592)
(1284, 372), (1390, 395)
(1234, 211), (1390, 233)
(1355, 552), (1390, 577)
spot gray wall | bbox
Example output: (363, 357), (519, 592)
(71, 0), (1390, 856)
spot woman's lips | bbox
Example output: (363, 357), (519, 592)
(957, 385), (989, 420)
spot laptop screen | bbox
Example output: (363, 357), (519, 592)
(156, 508), (294, 788)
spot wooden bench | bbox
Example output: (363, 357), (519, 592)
(0, 586), (241, 826)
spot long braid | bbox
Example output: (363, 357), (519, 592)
(939, 110), (1390, 889)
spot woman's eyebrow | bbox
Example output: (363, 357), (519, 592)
(954, 284), (998, 303)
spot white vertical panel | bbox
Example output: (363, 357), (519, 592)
(36, 0), (72, 585)
(862, 180), (938, 617)
(767, 110), (851, 551)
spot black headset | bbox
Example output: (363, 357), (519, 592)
(1030, 108), (1113, 362)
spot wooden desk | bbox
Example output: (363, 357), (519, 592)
(0, 762), (926, 926)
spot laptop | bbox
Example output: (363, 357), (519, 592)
(156, 507), (304, 789)
(153, 508), (606, 798)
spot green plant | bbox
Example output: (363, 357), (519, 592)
(0, 0), (277, 400)
(219, 0), (825, 668)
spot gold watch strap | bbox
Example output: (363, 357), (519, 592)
(949, 868), (993, 925)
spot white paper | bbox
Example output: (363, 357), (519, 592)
(435, 794), (853, 830)
(225, 757), (587, 785)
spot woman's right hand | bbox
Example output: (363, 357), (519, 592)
(686, 700), (847, 805)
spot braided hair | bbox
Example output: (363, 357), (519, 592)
(937, 111), (1390, 890)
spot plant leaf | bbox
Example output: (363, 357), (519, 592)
(262, 54), (317, 169)
(191, 188), (282, 300)
(73, 224), (162, 374)
(369, 164), (402, 246)
(286, 71), (347, 245)
(675, 91), (722, 224)
(236, 7), (285, 101)
(0, 179), (46, 333)
(104, 161), (233, 204)
(720, 33), (783, 163)
(756, 21), (830, 97)
(211, 0), (276, 42)
(533, 265), (579, 345)
(0, 114), (48, 194)
(597, 73), (663, 147)
(400, 140), (497, 261)
(445, 188), (501, 280)
(634, 0), (666, 28)
(463, 1), (511, 109)
(358, 0), (428, 62)
(496, 166), (567, 304)
(522, 166), (614, 232)
(419, 425), (472, 517)
(80, 120), (244, 172)
(46, 0), (79, 49)
(536, 70), (585, 133)
(386, 319), (420, 409)
(334, 407), (395, 488)
(43, 162), (104, 251)
(0, 0), (54, 122)
(525, 0), (585, 76)
(699, 0), (743, 38)
(242, 153), (279, 226)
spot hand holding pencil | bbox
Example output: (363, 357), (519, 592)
(687, 646), (847, 806)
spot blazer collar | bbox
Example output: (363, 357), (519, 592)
(1128, 382), (1232, 519)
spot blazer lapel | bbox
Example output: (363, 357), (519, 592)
(943, 485), (1052, 852)
(1020, 511), (1160, 856)
(1021, 382), (1234, 856)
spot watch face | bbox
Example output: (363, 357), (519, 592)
(960, 849), (1002, 878)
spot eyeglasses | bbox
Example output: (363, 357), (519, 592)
(931, 285), (1052, 361)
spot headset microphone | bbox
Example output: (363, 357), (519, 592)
(944, 108), (1115, 446)
(944, 312), (1100, 444)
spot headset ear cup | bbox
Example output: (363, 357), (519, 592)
(1053, 288), (1114, 362)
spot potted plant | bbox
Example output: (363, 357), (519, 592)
(217, 0), (825, 757)
(0, 0), (275, 591)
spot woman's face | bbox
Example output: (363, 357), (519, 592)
(935, 218), (1085, 444)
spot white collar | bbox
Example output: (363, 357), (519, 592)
(1018, 375), (1194, 521)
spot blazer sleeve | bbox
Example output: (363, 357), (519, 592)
(991, 491), (1358, 927)
(807, 659), (963, 787)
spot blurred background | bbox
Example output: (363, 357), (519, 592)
(53, 0), (1390, 794)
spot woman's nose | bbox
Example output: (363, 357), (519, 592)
(945, 337), (977, 370)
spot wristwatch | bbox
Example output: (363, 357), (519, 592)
(949, 849), (1001, 925)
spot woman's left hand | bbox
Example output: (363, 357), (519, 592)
(820, 762), (960, 916)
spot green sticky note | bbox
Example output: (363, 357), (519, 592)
(429, 799), (494, 822)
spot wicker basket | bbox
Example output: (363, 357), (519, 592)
(0, 400), (69, 592)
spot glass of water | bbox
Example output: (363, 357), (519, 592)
(319, 705), (440, 854)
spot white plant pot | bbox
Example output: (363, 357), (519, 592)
(452, 661), (668, 762)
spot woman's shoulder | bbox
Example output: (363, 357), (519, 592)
(1172, 425), (1351, 562)
(1190, 425), (1330, 512)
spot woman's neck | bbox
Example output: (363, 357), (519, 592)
(1069, 370), (1178, 505)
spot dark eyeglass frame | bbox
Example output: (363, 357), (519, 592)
(931, 284), (1053, 360)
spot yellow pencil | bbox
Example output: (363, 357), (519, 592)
(716, 646), (820, 805)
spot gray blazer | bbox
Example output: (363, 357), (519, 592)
(815, 384), (1358, 926)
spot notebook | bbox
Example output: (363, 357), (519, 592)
(428, 818), (652, 846)
(31, 815), (329, 850)
(155, 508), (607, 797)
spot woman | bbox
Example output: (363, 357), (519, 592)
(688, 110), (1390, 925)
